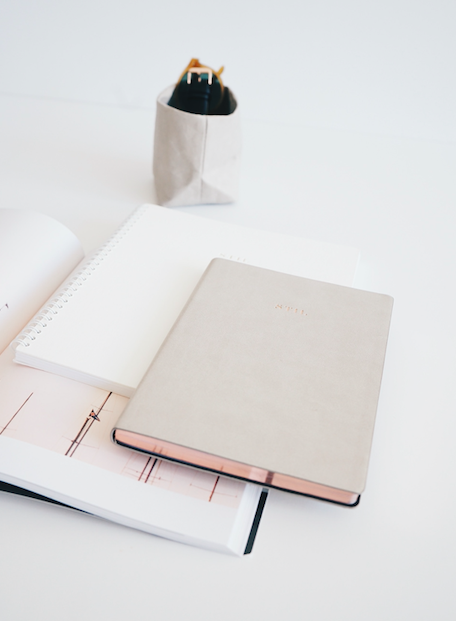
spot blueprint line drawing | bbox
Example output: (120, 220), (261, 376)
(65, 392), (112, 457)
(0, 352), (243, 508)
(0, 392), (33, 435)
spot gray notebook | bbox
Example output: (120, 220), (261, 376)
(113, 259), (393, 506)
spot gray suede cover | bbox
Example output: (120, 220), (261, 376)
(114, 259), (393, 494)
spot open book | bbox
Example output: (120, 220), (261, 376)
(0, 206), (358, 554)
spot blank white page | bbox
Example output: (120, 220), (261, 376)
(0, 209), (84, 355)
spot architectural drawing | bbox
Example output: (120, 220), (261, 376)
(0, 349), (242, 508)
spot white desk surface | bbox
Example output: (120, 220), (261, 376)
(1, 3), (456, 619)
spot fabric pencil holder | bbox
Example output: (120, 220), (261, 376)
(153, 60), (241, 207)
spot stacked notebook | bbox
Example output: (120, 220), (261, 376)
(9, 204), (393, 508)
(1, 204), (365, 554)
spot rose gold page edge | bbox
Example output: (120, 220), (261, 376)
(114, 429), (359, 506)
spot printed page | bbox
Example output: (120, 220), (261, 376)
(0, 209), (84, 354)
(0, 347), (259, 553)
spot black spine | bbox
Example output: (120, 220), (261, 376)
(0, 481), (85, 512)
(244, 489), (268, 555)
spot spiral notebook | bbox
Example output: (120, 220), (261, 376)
(12, 204), (359, 397)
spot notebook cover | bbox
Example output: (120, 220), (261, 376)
(113, 259), (393, 497)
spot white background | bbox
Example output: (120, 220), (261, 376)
(2, 0), (456, 142)
(1, 2), (455, 620)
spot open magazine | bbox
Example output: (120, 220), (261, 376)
(0, 208), (268, 555)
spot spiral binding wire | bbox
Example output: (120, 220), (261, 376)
(12, 206), (148, 350)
